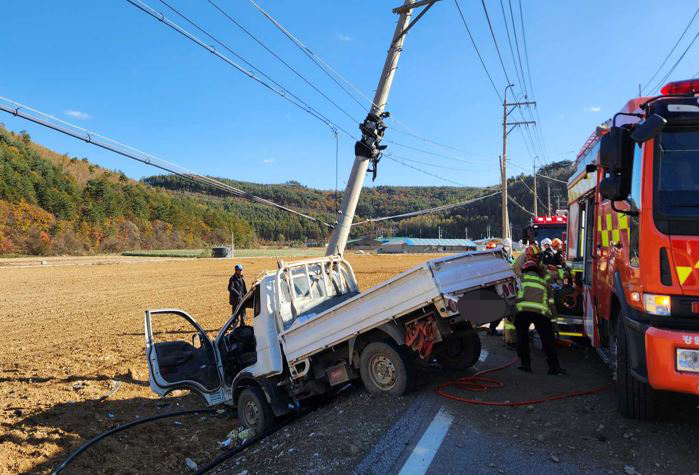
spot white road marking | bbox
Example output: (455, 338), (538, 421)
(478, 349), (489, 362)
(397, 405), (453, 475)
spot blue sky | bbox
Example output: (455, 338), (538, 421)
(2, 0), (697, 190)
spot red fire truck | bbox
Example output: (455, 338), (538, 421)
(531, 214), (567, 243)
(565, 79), (699, 419)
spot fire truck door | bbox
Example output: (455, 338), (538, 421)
(583, 197), (596, 286)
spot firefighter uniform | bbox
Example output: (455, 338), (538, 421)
(514, 268), (564, 374)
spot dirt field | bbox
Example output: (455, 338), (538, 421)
(0, 253), (445, 474)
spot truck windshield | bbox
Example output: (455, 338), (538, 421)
(655, 127), (699, 235)
(533, 226), (565, 243)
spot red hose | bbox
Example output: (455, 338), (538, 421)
(435, 357), (612, 406)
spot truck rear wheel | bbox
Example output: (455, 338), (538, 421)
(360, 341), (413, 396)
(238, 386), (275, 433)
(616, 317), (656, 420)
(435, 330), (482, 371)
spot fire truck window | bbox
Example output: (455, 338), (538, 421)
(567, 201), (580, 260)
(628, 145), (643, 266)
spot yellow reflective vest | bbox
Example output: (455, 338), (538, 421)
(515, 272), (555, 319)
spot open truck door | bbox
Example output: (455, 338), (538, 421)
(144, 309), (226, 405)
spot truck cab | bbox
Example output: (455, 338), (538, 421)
(567, 79), (699, 419)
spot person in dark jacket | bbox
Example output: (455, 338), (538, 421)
(228, 264), (247, 315)
(514, 260), (566, 375)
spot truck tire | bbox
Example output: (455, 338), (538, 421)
(435, 331), (482, 371)
(616, 317), (656, 420)
(359, 341), (413, 396)
(238, 386), (275, 433)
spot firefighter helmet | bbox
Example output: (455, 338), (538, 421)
(551, 238), (563, 250)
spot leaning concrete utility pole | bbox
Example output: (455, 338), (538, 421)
(502, 85), (535, 241)
(326, 0), (438, 256)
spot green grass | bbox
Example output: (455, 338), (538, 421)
(121, 249), (206, 258)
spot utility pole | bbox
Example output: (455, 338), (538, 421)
(547, 183), (551, 215)
(533, 156), (538, 217)
(502, 84), (535, 241)
(326, 0), (438, 256)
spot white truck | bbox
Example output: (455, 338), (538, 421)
(144, 250), (516, 432)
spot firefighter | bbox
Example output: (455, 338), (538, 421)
(514, 260), (566, 375)
(550, 238), (565, 267)
(228, 264), (247, 316)
(541, 238), (556, 265)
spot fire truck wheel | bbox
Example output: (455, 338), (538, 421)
(238, 386), (275, 434)
(435, 330), (482, 370)
(360, 341), (413, 396)
(616, 316), (656, 420)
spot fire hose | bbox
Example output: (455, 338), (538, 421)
(436, 357), (613, 406)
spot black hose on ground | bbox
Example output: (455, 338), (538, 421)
(51, 408), (219, 475)
(194, 410), (307, 475)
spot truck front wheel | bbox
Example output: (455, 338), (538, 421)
(616, 316), (656, 420)
(435, 330), (481, 371)
(238, 386), (276, 433)
(360, 341), (413, 396)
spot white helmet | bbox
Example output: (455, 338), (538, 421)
(541, 238), (552, 248)
(502, 238), (512, 249)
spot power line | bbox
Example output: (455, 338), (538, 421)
(508, 194), (534, 216)
(480, 0), (512, 86)
(518, 176), (546, 208)
(507, 0), (528, 98)
(245, 0), (480, 166)
(498, 0), (524, 94)
(643, 6), (699, 95)
(649, 27), (699, 95)
(384, 154), (466, 186)
(205, 0), (360, 125)
(0, 97), (334, 228)
(246, 0), (367, 112)
(352, 191), (501, 225)
(388, 153), (473, 172)
(454, 0), (503, 102)
(384, 139), (492, 163)
(127, 0), (356, 141)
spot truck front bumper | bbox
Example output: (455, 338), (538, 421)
(645, 327), (699, 395)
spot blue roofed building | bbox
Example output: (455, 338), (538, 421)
(377, 238), (477, 254)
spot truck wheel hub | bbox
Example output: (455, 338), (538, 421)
(243, 400), (259, 426)
(370, 354), (396, 389)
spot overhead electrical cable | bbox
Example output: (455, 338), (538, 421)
(205, 0), (361, 125)
(506, 0), (528, 98)
(384, 154), (467, 186)
(126, 0), (357, 141)
(518, 176), (547, 209)
(384, 139), (493, 163)
(454, 0), (503, 102)
(246, 0), (368, 112)
(508, 194), (534, 216)
(480, 0), (512, 87)
(643, 6), (699, 95)
(388, 154), (475, 172)
(0, 97), (334, 228)
(352, 191), (501, 225)
(498, 0), (524, 94)
(649, 27), (699, 95)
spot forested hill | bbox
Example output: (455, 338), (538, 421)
(0, 126), (254, 255)
(144, 159), (573, 242)
(0, 123), (572, 255)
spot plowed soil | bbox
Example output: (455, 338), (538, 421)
(0, 253), (444, 474)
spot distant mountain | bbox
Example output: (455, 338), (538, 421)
(0, 124), (573, 255)
(144, 160), (573, 243)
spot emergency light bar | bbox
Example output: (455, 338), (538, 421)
(533, 216), (567, 224)
(661, 79), (699, 96)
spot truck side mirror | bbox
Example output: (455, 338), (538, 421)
(599, 174), (630, 201)
(600, 127), (633, 173)
(630, 114), (667, 143)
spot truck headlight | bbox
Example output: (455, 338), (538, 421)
(643, 294), (671, 316)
